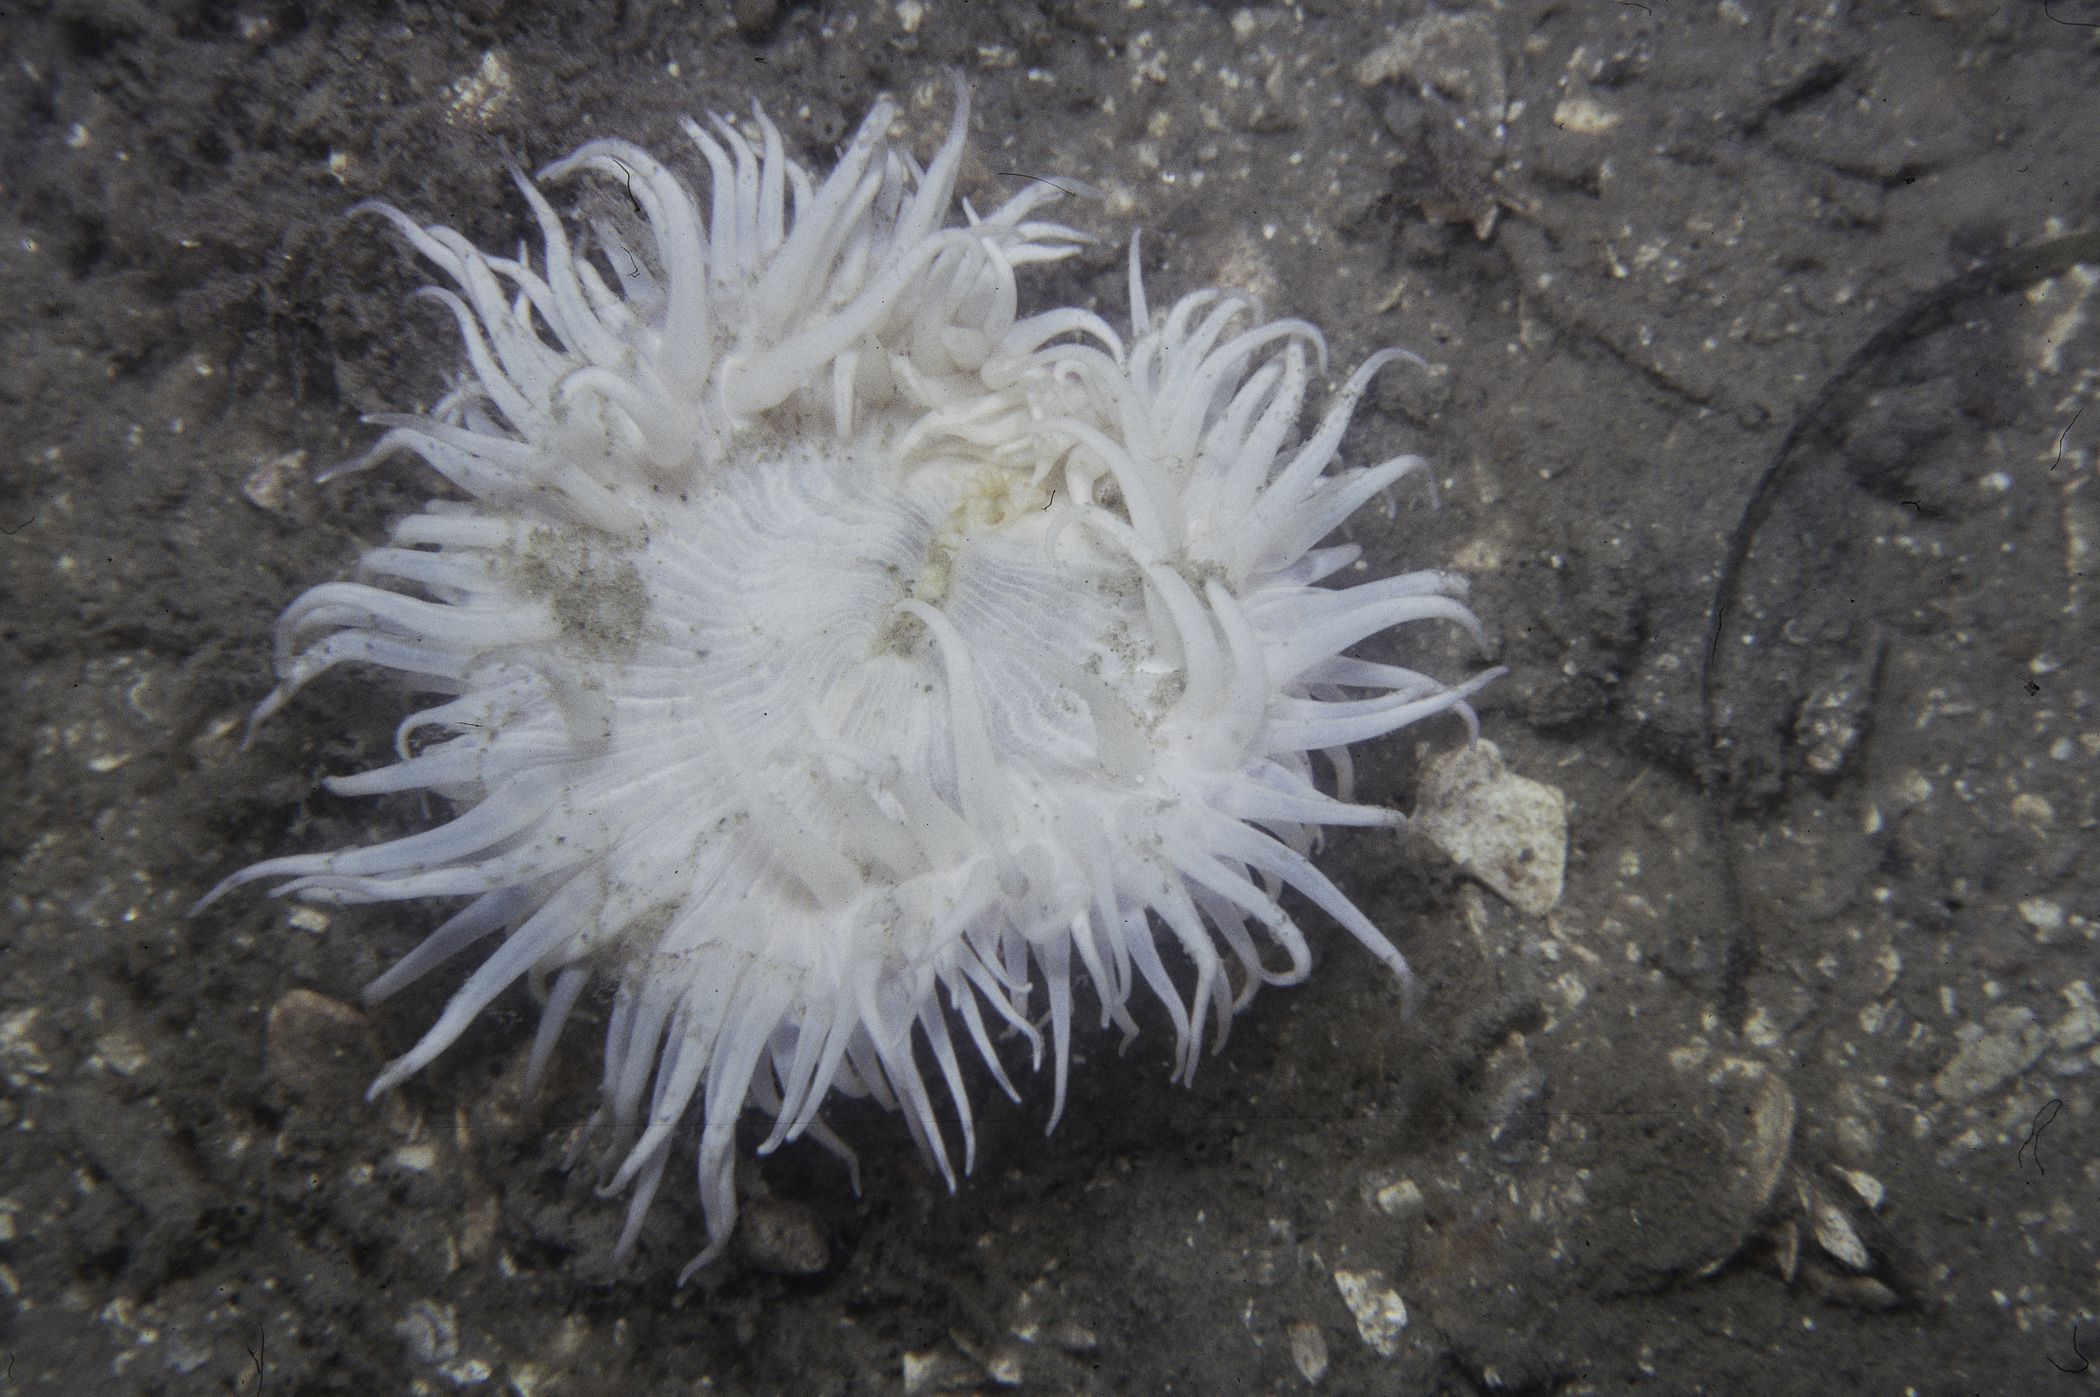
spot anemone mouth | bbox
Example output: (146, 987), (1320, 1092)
(200, 81), (1503, 1281)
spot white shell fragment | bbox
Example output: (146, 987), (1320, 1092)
(1692, 1065), (1796, 1276)
(1410, 739), (1568, 915)
(1742, 1073), (1797, 1215)
(1287, 1320), (1330, 1385)
(1832, 1167), (1885, 1211)
(1773, 1219), (1800, 1284)
(1332, 1270), (1409, 1358)
(1801, 1184), (1871, 1271)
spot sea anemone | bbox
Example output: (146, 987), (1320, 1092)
(199, 80), (1500, 1281)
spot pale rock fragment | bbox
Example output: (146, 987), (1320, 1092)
(446, 50), (514, 125)
(1355, 10), (1506, 118)
(1332, 1270), (1408, 1358)
(1551, 95), (1620, 134)
(396, 1300), (460, 1364)
(1375, 1179), (1424, 1217)
(1353, 10), (1511, 238)
(903, 1345), (976, 1396)
(0, 1008), (51, 1088)
(1794, 668), (1870, 774)
(739, 1198), (829, 1275)
(1933, 1006), (2049, 1103)
(2050, 982), (2099, 1052)
(1287, 1320), (1329, 1385)
(2011, 792), (2054, 827)
(93, 1031), (148, 1078)
(1411, 740), (1567, 915)
(2019, 897), (2066, 937)
(265, 988), (382, 1104)
(243, 449), (305, 512)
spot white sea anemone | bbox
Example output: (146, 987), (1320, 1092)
(200, 81), (1500, 1281)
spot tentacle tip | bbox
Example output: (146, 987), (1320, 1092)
(312, 454), (375, 486)
(237, 693), (284, 748)
(188, 864), (264, 916)
(1394, 969), (1421, 1021)
(344, 199), (405, 227)
(494, 137), (530, 183)
(536, 149), (588, 183)
(676, 1242), (726, 1288)
(1375, 344), (1433, 374)
(364, 1065), (410, 1103)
